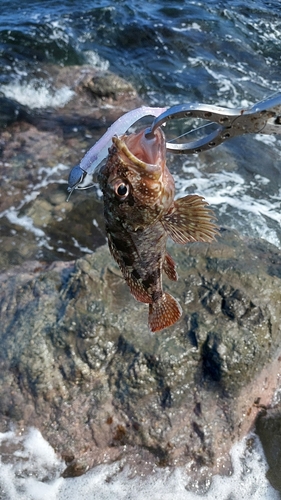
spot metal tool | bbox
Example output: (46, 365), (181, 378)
(145, 93), (281, 154)
(67, 93), (281, 198)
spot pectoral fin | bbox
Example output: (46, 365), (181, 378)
(162, 194), (218, 244)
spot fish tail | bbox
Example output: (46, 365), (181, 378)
(148, 293), (182, 332)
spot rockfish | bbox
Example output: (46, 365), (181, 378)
(98, 128), (217, 332)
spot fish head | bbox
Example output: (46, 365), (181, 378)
(98, 127), (175, 229)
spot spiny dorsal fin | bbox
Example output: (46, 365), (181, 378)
(162, 194), (218, 244)
(148, 293), (182, 332)
(163, 253), (178, 281)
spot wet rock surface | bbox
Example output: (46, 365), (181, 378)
(0, 65), (142, 269)
(0, 228), (281, 485)
(256, 407), (281, 492)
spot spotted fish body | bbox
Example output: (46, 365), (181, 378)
(98, 128), (217, 332)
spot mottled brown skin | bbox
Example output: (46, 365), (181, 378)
(98, 128), (218, 331)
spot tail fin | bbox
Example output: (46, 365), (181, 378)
(148, 293), (182, 332)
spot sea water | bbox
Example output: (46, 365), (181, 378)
(0, 428), (279, 500)
(0, 0), (281, 498)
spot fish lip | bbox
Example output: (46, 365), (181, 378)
(112, 127), (165, 170)
(112, 135), (152, 169)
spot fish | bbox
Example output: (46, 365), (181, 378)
(98, 127), (218, 332)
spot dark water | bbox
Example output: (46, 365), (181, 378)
(1, 0), (281, 104)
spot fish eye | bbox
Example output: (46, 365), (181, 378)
(114, 181), (129, 199)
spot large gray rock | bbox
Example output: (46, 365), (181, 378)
(0, 228), (281, 485)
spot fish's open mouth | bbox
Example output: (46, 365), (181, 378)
(113, 128), (165, 168)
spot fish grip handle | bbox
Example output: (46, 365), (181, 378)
(145, 93), (281, 154)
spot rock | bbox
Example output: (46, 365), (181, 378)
(81, 72), (137, 101)
(0, 228), (281, 487)
(0, 95), (30, 128)
(0, 65), (143, 170)
(0, 65), (143, 270)
(255, 406), (281, 491)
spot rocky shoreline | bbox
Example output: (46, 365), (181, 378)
(0, 64), (281, 491)
(0, 65), (141, 269)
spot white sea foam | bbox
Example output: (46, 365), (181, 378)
(71, 237), (92, 254)
(5, 209), (45, 238)
(174, 160), (281, 246)
(0, 163), (69, 248)
(172, 22), (202, 32)
(0, 81), (74, 109)
(254, 134), (278, 146)
(0, 428), (279, 500)
(83, 50), (110, 71)
(186, 55), (279, 109)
